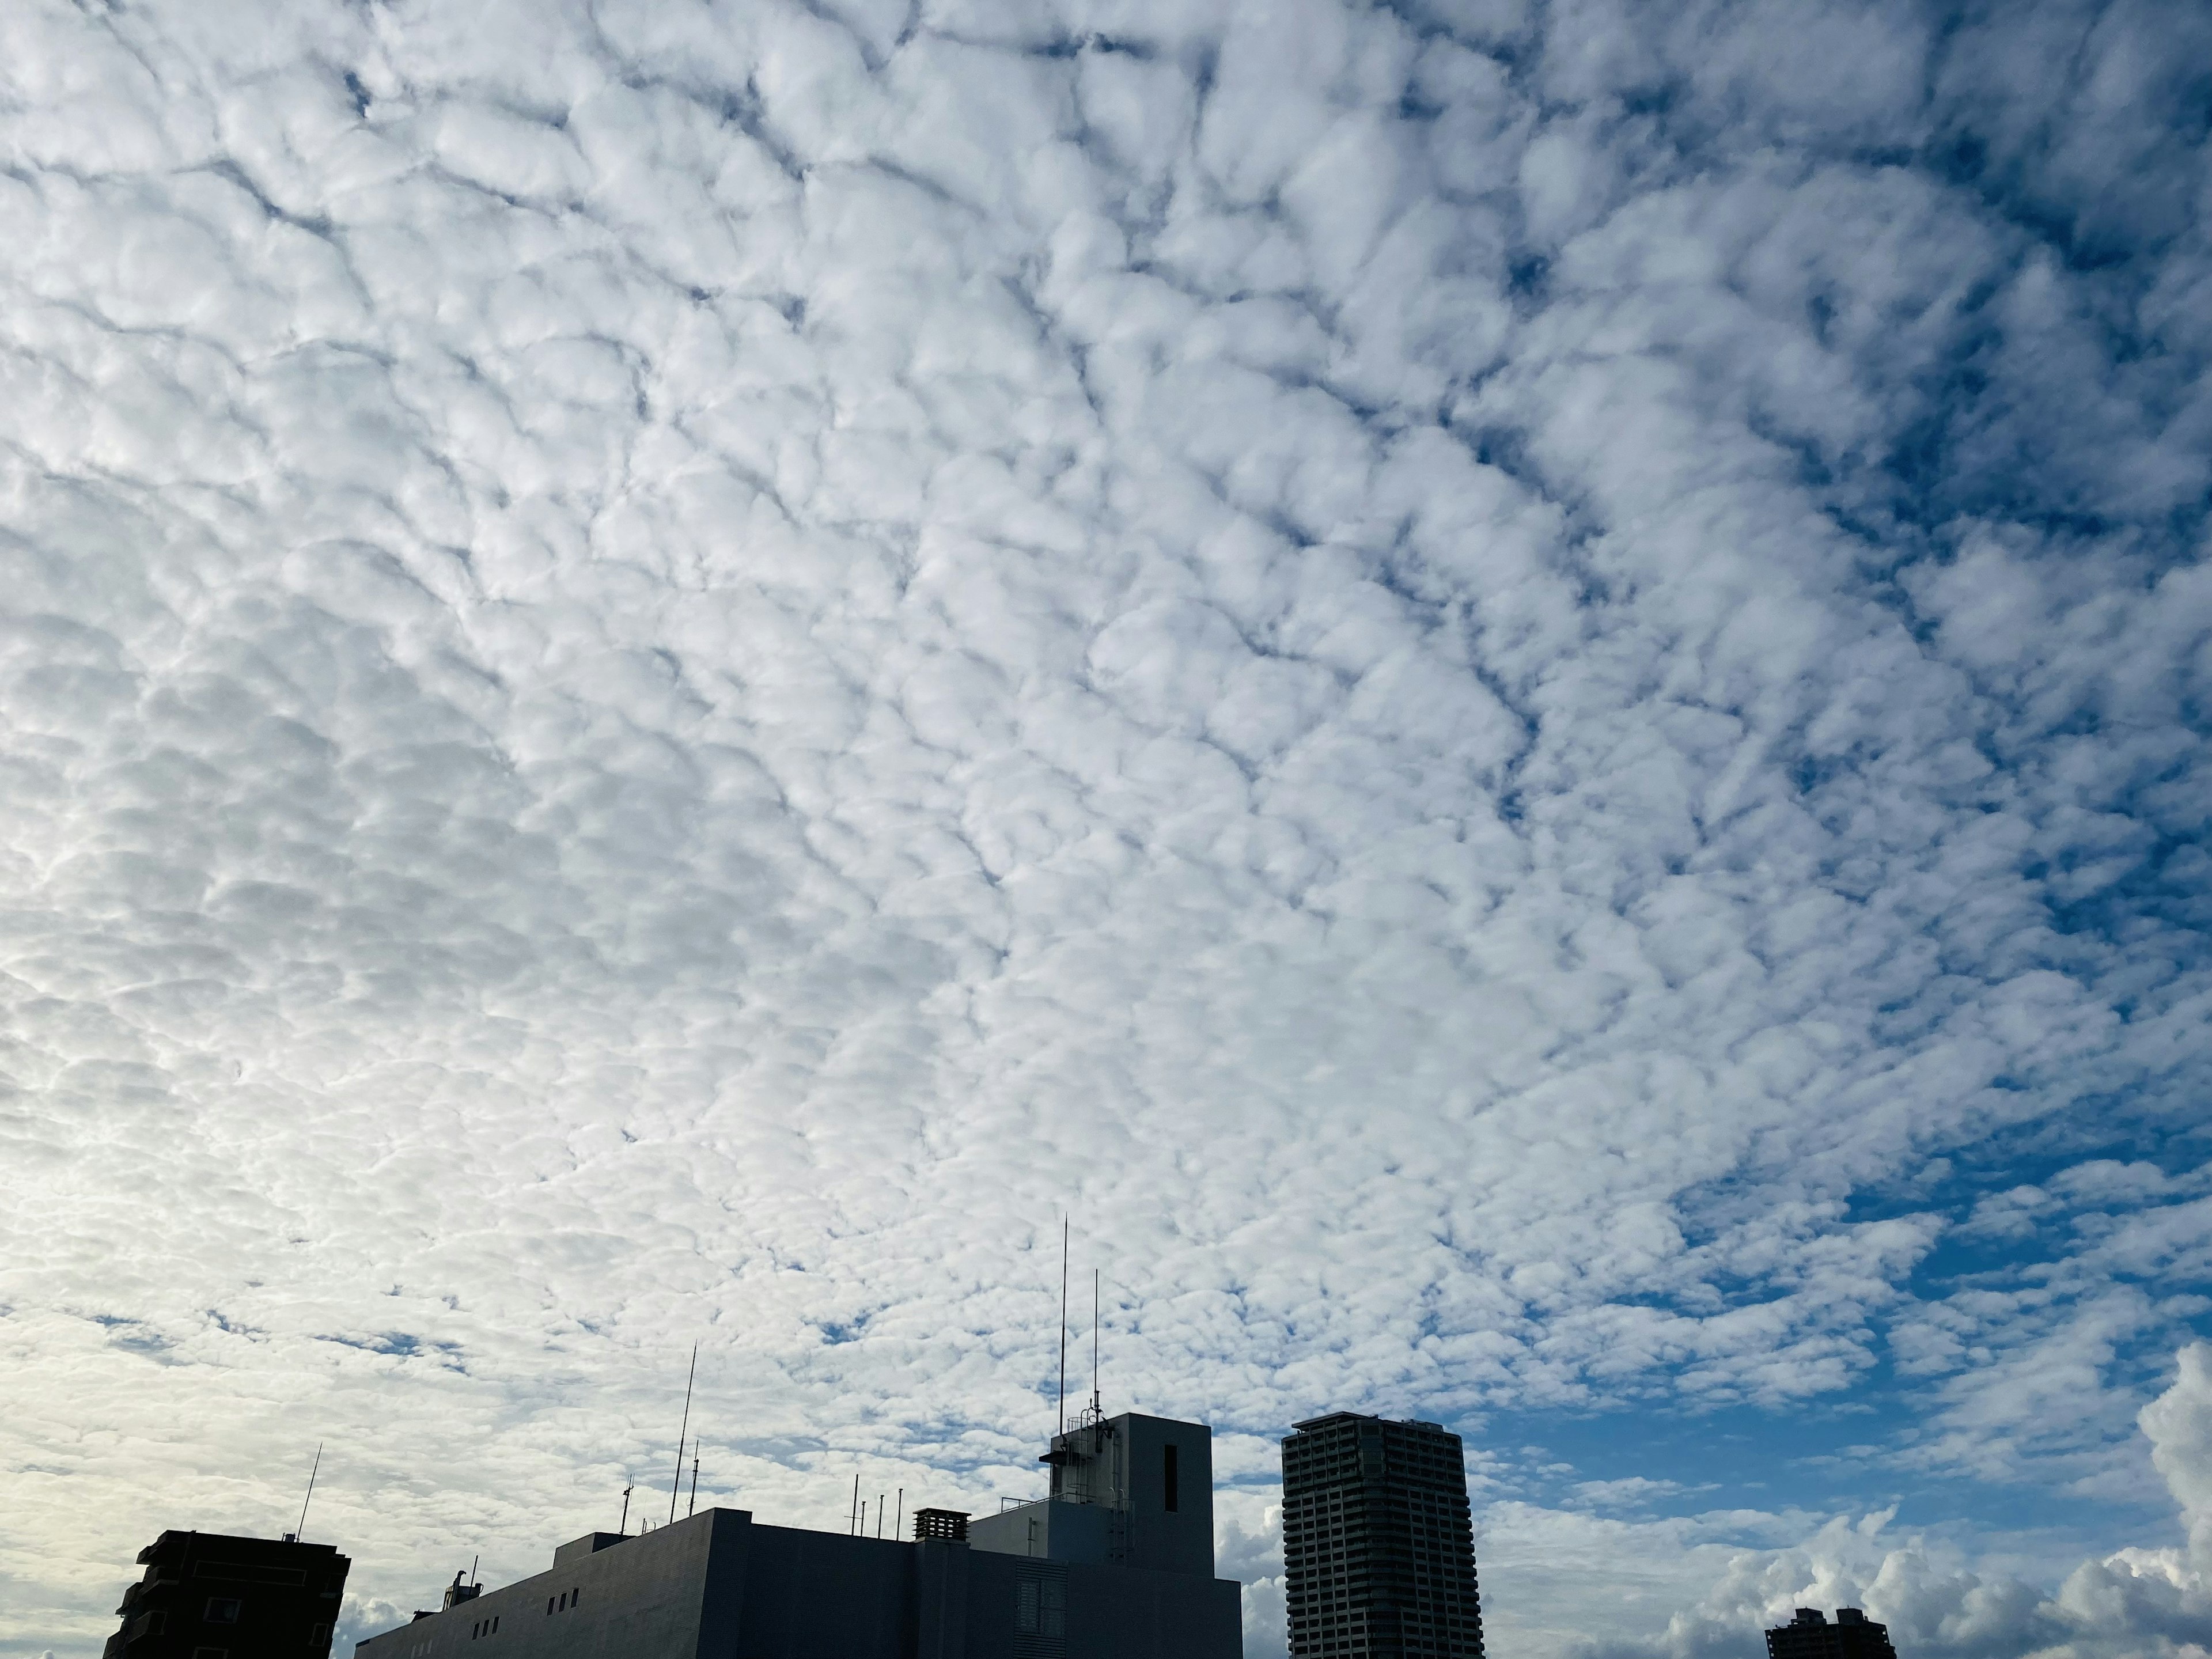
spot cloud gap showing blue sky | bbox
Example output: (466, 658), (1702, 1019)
(0, 1), (2208, 1656)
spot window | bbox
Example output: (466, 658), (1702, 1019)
(1164, 1443), (1180, 1512)
(204, 1598), (243, 1624)
(196, 1562), (304, 1585)
(1014, 1576), (1065, 1637)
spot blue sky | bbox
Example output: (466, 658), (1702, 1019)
(1, 1), (2209, 1657)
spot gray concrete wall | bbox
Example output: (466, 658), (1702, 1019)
(733, 1524), (916, 1656)
(968, 1501), (1115, 1566)
(354, 1508), (1238, 1659)
(1066, 1559), (1242, 1659)
(915, 1540), (970, 1659)
(1116, 1415), (1214, 1578)
(963, 1546), (1241, 1659)
(962, 1550), (1065, 1659)
(354, 1510), (735, 1659)
(968, 1502), (1049, 1562)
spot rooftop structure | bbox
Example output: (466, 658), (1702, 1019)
(968, 1410), (1216, 1577)
(353, 1411), (1241, 1659)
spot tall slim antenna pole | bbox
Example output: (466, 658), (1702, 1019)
(1056, 1217), (1069, 1437)
(689, 1453), (700, 1517)
(877, 1494), (887, 1538)
(295, 1442), (323, 1540)
(669, 1340), (698, 1526)
(621, 1482), (634, 1534)
(851, 1472), (861, 1535)
(896, 1487), (903, 1539)
(1092, 1267), (1101, 1416)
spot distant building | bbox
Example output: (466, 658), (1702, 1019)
(1766, 1608), (1899, 1659)
(105, 1531), (350, 1659)
(1281, 1412), (1486, 1659)
(352, 1410), (1241, 1659)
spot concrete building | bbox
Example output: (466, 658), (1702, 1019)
(970, 1410), (1215, 1577)
(1281, 1414), (1485, 1659)
(105, 1530), (351, 1659)
(353, 1411), (1241, 1659)
(1766, 1608), (1899, 1659)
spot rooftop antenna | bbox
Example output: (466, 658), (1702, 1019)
(895, 1487), (903, 1539)
(291, 1442), (323, 1542)
(620, 1482), (634, 1535)
(850, 1471), (861, 1535)
(668, 1340), (698, 1527)
(689, 1453), (700, 1518)
(1056, 1217), (1069, 1438)
(1091, 1267), (1102, 1420)
(470, 1554), (479, 1588)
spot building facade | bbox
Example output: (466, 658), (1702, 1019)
(1766, 1608), (1899, 1659)
(969, 1410), (1215, 1578)
(105, 1531), (351, 1659)
(1281, 1414), (1485, 1659)
(354, 1412), (1241, 1659)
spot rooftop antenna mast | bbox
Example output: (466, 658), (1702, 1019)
(1055, 1217), (1069, 1438)
(1090, 1267), (1101, 1421)
(620, 1481), (634, 1535)
(291, 1442), (323, 1542)
(669, 1340), (698, 1527)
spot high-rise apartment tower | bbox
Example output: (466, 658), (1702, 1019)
(1767, 1608), (1899, 1659)
(104, 1531), (350, 1659)
(1281, 1412), (1486, 1659)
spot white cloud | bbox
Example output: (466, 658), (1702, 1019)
(2143, 1343), (2212, 1564)
(1552, 1347), (2212, 1659)
(0, 0), (2206, 1654)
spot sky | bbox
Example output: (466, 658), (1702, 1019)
(1, 0), (2209, 1655)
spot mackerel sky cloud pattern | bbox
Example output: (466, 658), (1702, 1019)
(2, 2), (2210, 1656)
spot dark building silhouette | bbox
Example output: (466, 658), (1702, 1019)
(353, 1410), (1241, 1659)
(1767, 1608), (1898, 1659)
(1282, 1413), (1485, 1659)
(105, 1531), (350, 1659)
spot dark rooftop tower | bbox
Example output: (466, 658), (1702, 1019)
(1767, 1608), (1899, 1659)
(1282, 1413), (1486, 1659)
(105, 1531), (350, 1659)
(968, 1410), (1216, 1578)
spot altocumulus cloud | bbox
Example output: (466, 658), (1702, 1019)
(0, 1), (2207, 1656)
